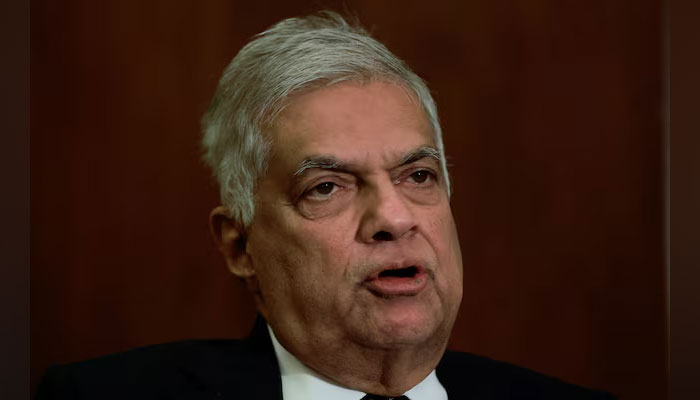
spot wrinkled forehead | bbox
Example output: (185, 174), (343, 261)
(263, 81), (436, 174)
(262, 77), (431, 136)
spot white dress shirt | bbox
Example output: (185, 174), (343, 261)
(268, 325), (448, 400)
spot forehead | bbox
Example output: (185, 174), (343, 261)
(268, 81), (435, 170)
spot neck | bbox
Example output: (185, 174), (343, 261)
(273, 326), (450, 396)
(318, 344), (446, 396)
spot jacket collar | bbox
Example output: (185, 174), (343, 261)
(176, 316), (465, 400)
(173, 315), (283, 400)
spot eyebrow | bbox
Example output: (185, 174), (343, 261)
(398, 146), (442, 166)
(293, 145), (442, 177)
(293, 157), (342, 176)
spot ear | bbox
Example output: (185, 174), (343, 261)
(209, 206), (255, 279)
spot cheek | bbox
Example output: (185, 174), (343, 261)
(296, 226), (353, 281)
(445, 219), (464, 304)
(426, 208), (463, 287)
(249, 215), (352, 300)
(446, 217), (463, 273)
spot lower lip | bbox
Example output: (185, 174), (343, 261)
(364, 270), (429, 297)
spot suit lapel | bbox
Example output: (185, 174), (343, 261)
(436, 351), (492, 400)
(172, 316), (283, 400)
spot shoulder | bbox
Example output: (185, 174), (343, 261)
(437, 351), (615, 400)
(35, 338), (280, 400)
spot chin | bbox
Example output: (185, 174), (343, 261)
(363, 305), (445, 348)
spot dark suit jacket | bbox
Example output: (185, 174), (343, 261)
(35, 318), (614, 399)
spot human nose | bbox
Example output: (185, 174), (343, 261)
(357, 181), (418, 243)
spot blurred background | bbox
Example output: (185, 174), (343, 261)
(30, 0), (667, 399)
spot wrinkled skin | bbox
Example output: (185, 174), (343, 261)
(211, 81), (463, 396)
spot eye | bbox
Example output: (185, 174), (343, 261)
(305, 181), (339, 199)
(407, 170), (434, 185)
(314, 182), (335, 195)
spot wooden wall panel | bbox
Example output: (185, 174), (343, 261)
(30, 1), (666, 399)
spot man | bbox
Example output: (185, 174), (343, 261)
(36, 12), (613, 400)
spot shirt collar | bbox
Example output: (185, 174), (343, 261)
(267, 325), (448, 400)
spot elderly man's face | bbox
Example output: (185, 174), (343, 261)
(241, 81), (462, 359)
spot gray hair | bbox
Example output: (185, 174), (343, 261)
(201, 11), (450, 226)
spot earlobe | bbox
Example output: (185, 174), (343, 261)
(209, 206), (255, 278)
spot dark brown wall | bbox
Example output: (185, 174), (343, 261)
(2, 0), (29, 399)
(31, 1), (666, 399)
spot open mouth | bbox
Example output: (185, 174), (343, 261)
(365, 265), (428, 297)
(378, 266), (420, 279)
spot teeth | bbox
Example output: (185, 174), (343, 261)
(378, 266), (418, 278)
